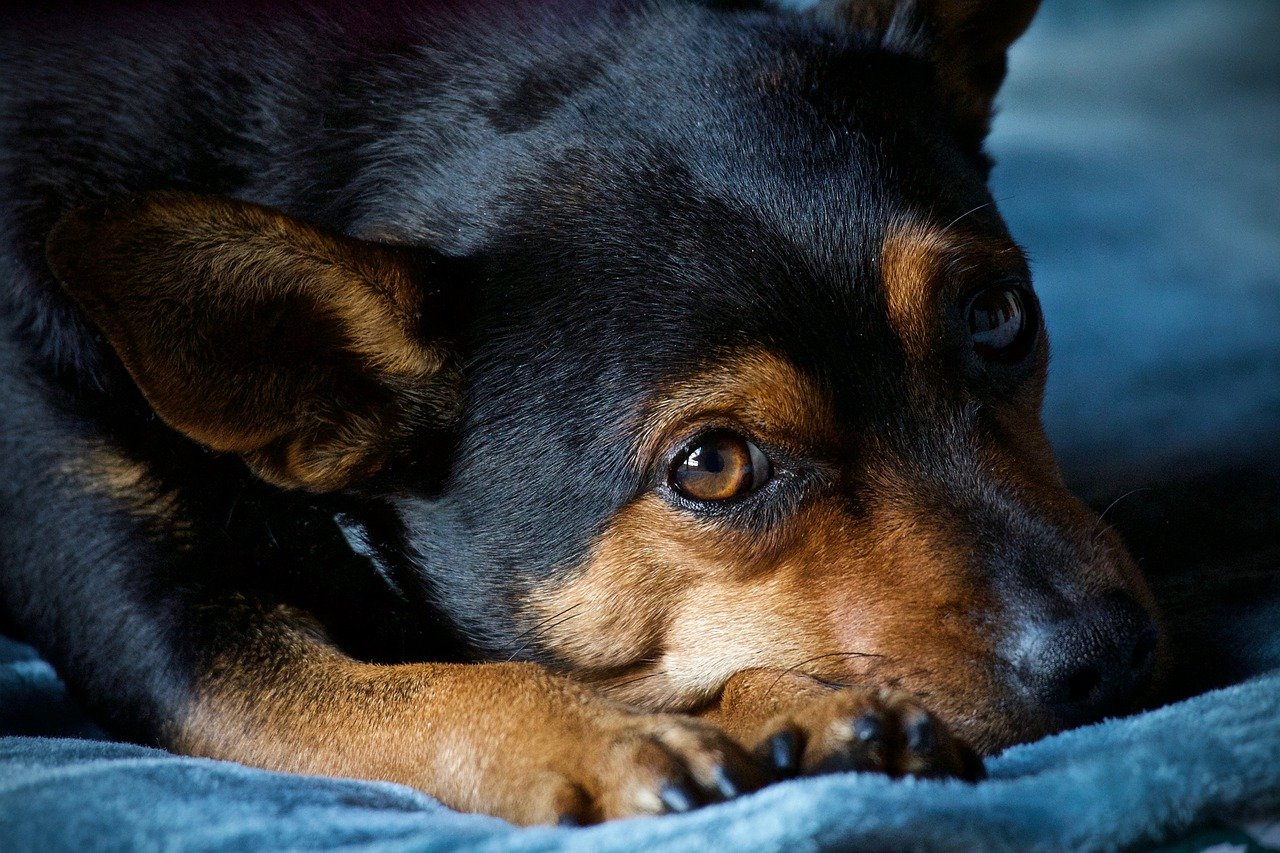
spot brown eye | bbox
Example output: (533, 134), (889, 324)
(967, 283), (1035, 359)
(670, 431), (771, 502)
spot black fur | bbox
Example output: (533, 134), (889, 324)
(1, 0), (1041, 744)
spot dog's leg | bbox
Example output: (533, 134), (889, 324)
(699, 669), (985, 781)
(173, 600), (766, 824)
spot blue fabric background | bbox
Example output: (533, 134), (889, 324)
(2, 0), (1278, 849)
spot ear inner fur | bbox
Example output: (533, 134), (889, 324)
(45, 192), (462, 491)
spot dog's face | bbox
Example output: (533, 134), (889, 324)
(46, 0), (1159, 752)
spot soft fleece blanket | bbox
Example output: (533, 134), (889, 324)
(1, 634), (1279, 852)
(2, 0), (1279, 850)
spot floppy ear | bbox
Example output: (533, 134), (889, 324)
(46, 192), (463, 492)
(809, 0), (1040, 149)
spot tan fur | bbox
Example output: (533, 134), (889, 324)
(635, 349), (840, 463)
(880, 218), (954, 359)
(699, 668), (833, 739)
(63, 444), (191, 538)
(175, 605), (763, 825)
(880, 215), (1029, 362)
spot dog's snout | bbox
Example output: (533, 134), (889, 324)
(1015, 594), (1158, 726)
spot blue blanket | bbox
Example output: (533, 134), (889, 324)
(3, 0), (1279, 849)
(2, 629), (1279, 851)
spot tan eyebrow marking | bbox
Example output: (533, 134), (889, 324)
(880, 218), (957, 361)
(880, 216), (1026, 361)
(633, 348), (838, 466)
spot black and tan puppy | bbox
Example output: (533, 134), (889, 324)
(0, 0), (1161, 825)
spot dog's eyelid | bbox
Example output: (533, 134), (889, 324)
(653, 417), (810, 475)
(633, 351), (839, 494)
(955, 273), (1034, 311)
(943, 256), (1030, 293)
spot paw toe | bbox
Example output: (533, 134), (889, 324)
(757, 688), (985, 783)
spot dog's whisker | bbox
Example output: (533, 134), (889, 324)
(262, 521), (280, 550)
(1097, 487), (1151, 524)
(1087, 487), (1151, 555)
(943, 201), (993, 232)
(606, 670), (668, 693)
(767, 650), (888, 697)
(505, 602), (584, 662)
(506, 613), (583, 661)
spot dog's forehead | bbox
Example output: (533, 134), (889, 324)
(444, 21), (1023, 514)
(487, 45), (1004, 331)
(479, 126), (1004, 393)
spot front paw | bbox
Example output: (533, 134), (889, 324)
(525, 714), (770, 825)
(754, 688), (985, 782)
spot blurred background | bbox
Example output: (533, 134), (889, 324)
(987, 0), (1280, 696)
(990, 0), (1280, 497)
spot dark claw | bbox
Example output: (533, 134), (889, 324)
(958, 744), (988, 783)
(768, 729), (799, 777)
(905, 715), (937, 753)
(659, 782), (697, 813)
(852, 711), (884, 744)
(711, 765), (740, 799)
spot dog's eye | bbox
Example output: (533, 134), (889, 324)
(670, 431), (771, 502)
(967, 283), (1035, 359)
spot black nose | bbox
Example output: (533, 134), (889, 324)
(1016, 594), (1158, 726)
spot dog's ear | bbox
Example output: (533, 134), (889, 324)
(46, 192), (464, 492)
(807, 0), (1040, 148)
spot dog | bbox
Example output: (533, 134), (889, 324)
(0, 0), (1162, 825)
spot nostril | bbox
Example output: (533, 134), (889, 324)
(1130, 628), (1157, 673)
(1065, 667), (1101, 704)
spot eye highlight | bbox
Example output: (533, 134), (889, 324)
(670, 431), (771, 502)
(966, 282), (1037, 360)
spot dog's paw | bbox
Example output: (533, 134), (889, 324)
(753, 688), (985, 782)
(527, 714), (769, 825)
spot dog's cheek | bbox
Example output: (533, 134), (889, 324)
(519, 494), (813, 708)
(520, 490), (1017, 729)
(518, 496), (699, 678)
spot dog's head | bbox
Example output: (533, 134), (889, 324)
(46, 0), (1159, 752)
